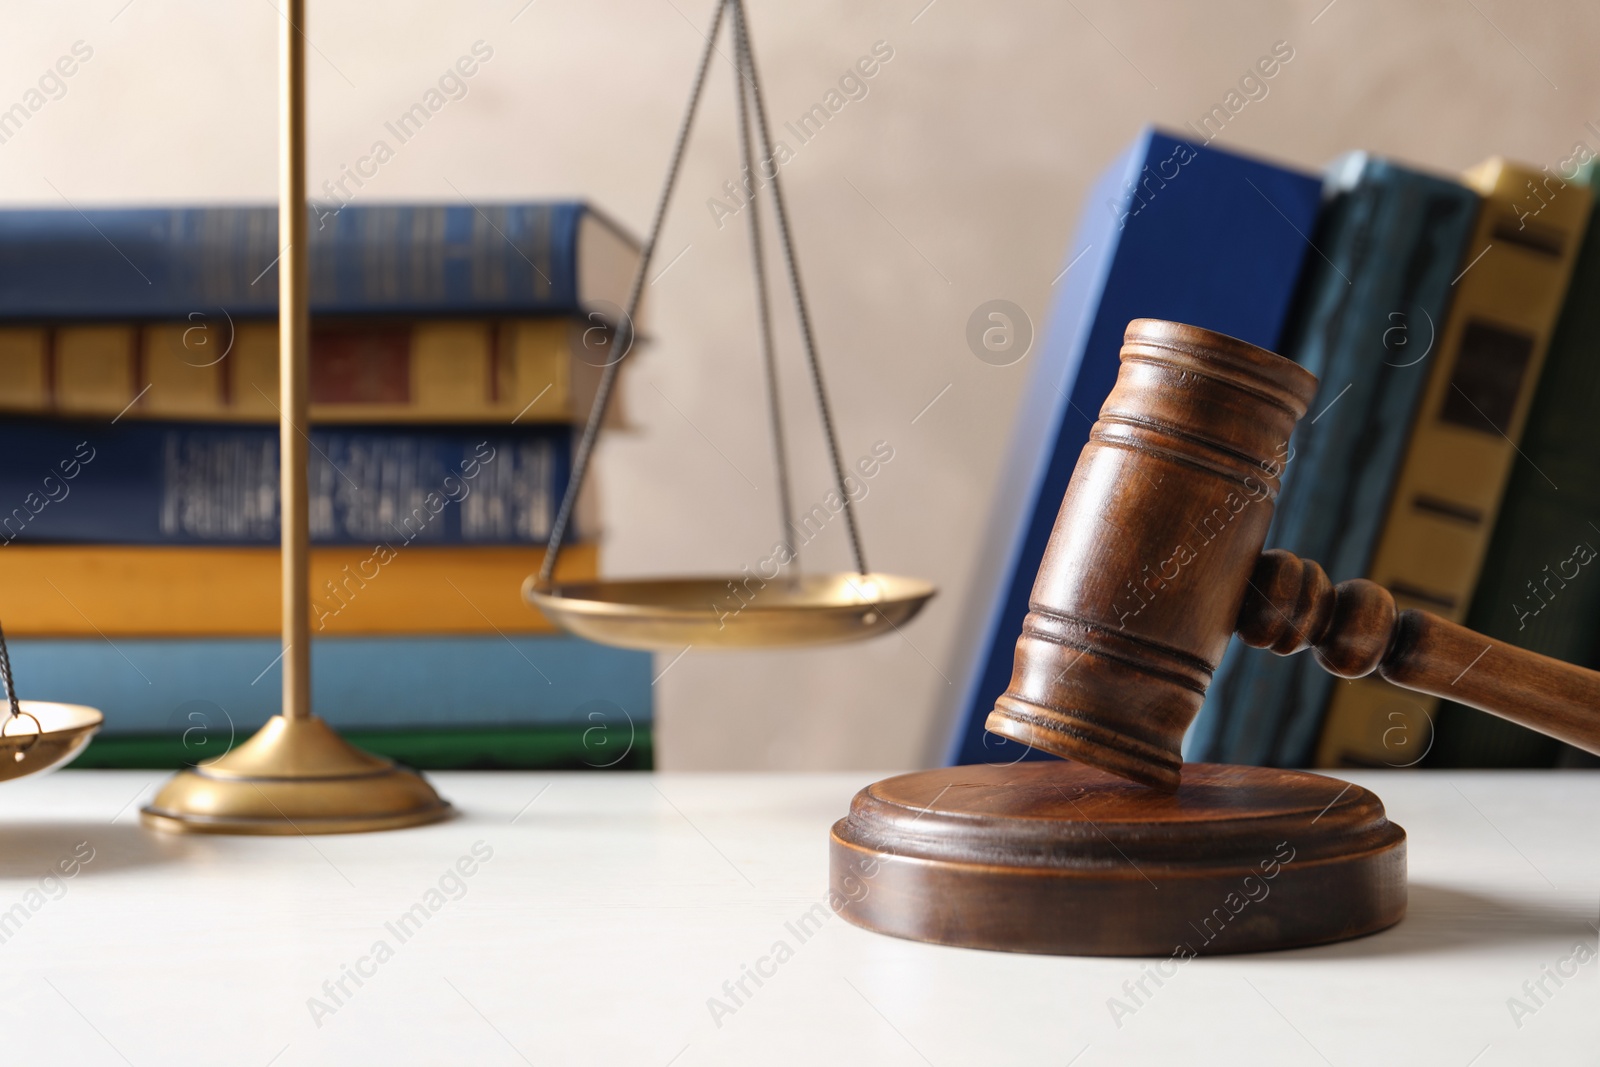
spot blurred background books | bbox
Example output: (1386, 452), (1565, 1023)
(949, 128), (1600, 773)
(9, 145), (1599, 775)
(0, 201), (652, 770)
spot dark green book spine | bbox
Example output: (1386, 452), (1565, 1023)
(1428, 166), (1600, 768)
(72, 724), (654, 772)
(1192, 154), (1479, 766)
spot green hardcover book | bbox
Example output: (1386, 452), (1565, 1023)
(74, 724), (654, 772)
(1427, 164), (1600, 768)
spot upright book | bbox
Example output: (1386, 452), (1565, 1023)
(1428, 164), (1600, 767)
(1189, 154), (1480, 766)
(1313, 158), (1593, 767)
(944, 127), (1322, 764)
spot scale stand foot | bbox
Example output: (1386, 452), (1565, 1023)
(830, 761), (1406, 956)
(141, 715), (452, 836)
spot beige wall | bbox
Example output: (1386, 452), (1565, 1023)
(4, 0), (1597, 769)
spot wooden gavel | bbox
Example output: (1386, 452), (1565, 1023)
(986, 318), (1600, 791)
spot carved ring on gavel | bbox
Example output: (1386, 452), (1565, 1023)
(984, 318), (1600, 791)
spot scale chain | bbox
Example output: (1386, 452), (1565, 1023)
(0, 621), (18, 720)
(730, 0), (868, 575)
(538, 0), (729, 586)
(540, 0), (870, 585)
(732, 11), (801, 574)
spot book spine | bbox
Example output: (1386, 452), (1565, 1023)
(0, 318), (597, 423)
(1429, 166), (1600, 767)
(5, 635), (652, 734)
(0, 419), (575, 546)
(1191, 158), (1480, 766)
(944, 127), (1323, 765)
(0, 543), (597, 637)
(0, 203), (587, 319)
(1313, 159), (1594, 767)
(76, 724), (655, 772)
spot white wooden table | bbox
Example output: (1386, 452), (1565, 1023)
(0, 769), (1593, 1065)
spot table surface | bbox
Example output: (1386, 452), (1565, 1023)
(0, 768), (1595, 1066)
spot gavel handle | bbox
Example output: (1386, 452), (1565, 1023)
(1236, 550), (1600, 757)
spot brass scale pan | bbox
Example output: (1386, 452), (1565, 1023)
(0, 622), (102, 783)
(524, 0), (935, 650)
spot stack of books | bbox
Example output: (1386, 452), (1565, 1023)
(948, 127), (1600, 771)
(0, 202), (654, 770)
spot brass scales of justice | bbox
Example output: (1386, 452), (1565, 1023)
(124, 0), (933, 833)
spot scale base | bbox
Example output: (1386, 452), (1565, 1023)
(830, 761), (1406, 956)
(141, 715), (452, 835)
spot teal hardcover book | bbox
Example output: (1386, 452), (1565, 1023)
(8, 635), (650, 737)
(1190, 153), (1479, 766)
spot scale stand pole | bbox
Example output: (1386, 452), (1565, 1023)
(142, 0), (451, 834)
(280, 0), (312, 723)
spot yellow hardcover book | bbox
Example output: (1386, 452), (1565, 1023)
(0, 328), (48, 409)
(229, 322), (281, 418)
(2, 319), (617, 424)
(0, 543), (596, 637)
(144, 323), (226, 416)
(1314, 159), (1593, 767)
(55, 326), (135, 415)
(411, 321), (495, 418)
(500, 319), (573, 420)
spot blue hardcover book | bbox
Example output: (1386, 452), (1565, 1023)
(0, 419), (573, 545)
(0, 203), (637, 320)
(8, 635), (650, 736)
(1188, 154), (1479, 766)
(944, 127), (1322, 765)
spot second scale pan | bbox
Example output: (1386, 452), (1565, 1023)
(524, 572), (935, 651)
(0, 701), (103, 782)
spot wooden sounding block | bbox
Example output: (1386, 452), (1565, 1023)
(831, 761), (1405, 956)
(834, 319), (1600, 955)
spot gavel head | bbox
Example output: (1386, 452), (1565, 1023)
(984, 319), (1318, 790)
